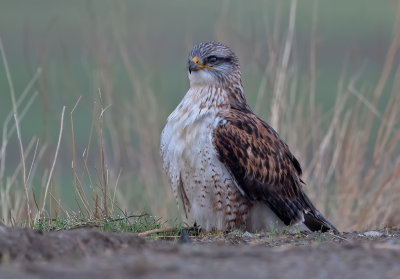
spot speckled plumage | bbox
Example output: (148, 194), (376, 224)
(160, 41), (338, 233)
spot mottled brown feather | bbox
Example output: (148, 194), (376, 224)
(213, 107), (337, 232)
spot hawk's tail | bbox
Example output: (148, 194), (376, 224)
(304, 210), (339, 234)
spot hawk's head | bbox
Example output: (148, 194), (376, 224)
(188, 41), (241, 87)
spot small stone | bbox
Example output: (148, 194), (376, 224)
(242, 231), (254, 238)
(363, 231), (383, 237)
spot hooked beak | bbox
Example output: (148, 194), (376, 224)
(188, 56), (214, 74)
(188, 59), (198, 74)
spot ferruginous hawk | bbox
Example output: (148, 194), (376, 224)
(160, 41), (338, 233)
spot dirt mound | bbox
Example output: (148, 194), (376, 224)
(0, 225), (399, 279)
(0, 225), (145, 262)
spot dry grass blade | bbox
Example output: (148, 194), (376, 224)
(14, 114), (30, 222)
(138, 227), (181, 237)
(26, 139), (40, 189)
(271, 0), (297, 129)
(98, 89), (109, 218)
(70, 96), (92, 216)
(0, 37), (32, 223)
(0, 37), (17, 110)
(111, 169), (122, 213)
(40, 106), (66, 218)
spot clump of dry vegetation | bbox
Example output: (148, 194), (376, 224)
(0, 0), (399, 232)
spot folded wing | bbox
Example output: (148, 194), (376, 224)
(213, 108), (338, 233)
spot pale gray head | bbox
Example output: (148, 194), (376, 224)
(188, 41), (241, 88)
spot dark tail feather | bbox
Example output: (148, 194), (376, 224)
(304, 211), (339, 234)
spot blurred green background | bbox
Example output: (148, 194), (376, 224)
(0, 0), (398, 227)
(0, 0), (394, 129)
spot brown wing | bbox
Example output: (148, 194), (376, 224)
(213, 108), (337, 232)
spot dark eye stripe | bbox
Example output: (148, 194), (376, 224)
(219, 56), (232, 63)
(206, 56), (232, 65)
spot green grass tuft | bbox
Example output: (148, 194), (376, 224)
(30, 213), (164, 233)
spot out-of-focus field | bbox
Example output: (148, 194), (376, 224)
(0, 0), (399, 231)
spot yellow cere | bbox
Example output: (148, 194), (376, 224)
(192, 57), (199, 64)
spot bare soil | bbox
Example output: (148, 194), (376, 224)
(0, 225), (399, 279)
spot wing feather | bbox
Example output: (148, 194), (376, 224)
(213, 108), (337, 232)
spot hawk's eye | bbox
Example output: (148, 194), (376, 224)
(207, 56), (218, 63)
